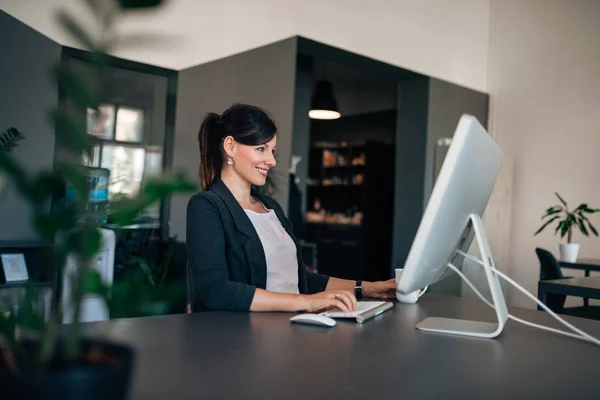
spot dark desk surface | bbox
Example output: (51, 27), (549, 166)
(81, 294), (600, 400)
(539, 277), (600, 300)
(560, 259), (600, 273)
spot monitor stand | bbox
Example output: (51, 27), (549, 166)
(415, 213), (509, 339)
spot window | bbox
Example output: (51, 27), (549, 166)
(85, 104), (161, 220)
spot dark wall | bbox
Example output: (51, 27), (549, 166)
(391, 78), (430, 272)
(170, 37), (297, 240)
(425, 78), (489, 206)
(0, 11), (61, 241)
(289, 54), (313, 223)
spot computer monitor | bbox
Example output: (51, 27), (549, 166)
(396, 114), (508, 339)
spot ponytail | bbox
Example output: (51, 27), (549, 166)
(198, 112), (224, 190)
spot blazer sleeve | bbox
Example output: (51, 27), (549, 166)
(186, 194), (256, 311)
(264, 195), (330, 294)
(305, 271), (329, 294)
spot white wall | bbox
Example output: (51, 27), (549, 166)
(0, 0), (491, 93)
(488, 0), (600, 308)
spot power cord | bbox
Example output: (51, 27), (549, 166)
(447, 250), (600, 346)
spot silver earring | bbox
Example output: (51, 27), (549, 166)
(227, 156), (233, 165)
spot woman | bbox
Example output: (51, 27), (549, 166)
(186, 103), (397, 313)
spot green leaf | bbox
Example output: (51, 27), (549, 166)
(33, 204), (78, 239)
(52, 65), (99, 109)
(55, 159), (90, 202)
(82, 269), (105, 295)
(555, 220), (565, 235)
(109, 196), (151, 226)
(542, 208), (563, 219)
(578, 218), (589, 236)
(586, 219), (599, 236)
(131, 256), (156, 287)
(0, 306), (17, 342)
(535, 215), (560, 235)
(117, 0), (165, 9)
(16, 284), (46, 333)
(560, 221), (570, 238)
(66, 225), (101, 261)
(0, 128), (25, 153)
(140, 172), (198, 198)
(29, 172), (64, 205)
(109, 172), (197, 225)
(81, 226), (102, 260)
(56, 10), (99, 51)
(51, 109), (92, 157)
(555, 192), (568, 207)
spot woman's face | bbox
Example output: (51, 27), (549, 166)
(228, 135), (277, 186)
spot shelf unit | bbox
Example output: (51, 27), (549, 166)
(305, 141), (395, 281)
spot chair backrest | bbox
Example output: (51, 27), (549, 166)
(535, 247), (566, 312)
(536, 247), (564, 280)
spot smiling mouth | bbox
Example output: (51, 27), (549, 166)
(256, 167), (269, 176)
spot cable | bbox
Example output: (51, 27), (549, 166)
(446, 262), (597, 344)
(449, 250), (600, 346)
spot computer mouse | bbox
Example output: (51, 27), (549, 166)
(290, 313), (336, 327)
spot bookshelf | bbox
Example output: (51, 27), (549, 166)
(305, 141), (395, 281)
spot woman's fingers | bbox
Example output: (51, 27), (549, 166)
(334, 299), (350, 312)
(334, 291), (356, 311)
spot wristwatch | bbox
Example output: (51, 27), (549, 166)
(354, 280), (364, 300)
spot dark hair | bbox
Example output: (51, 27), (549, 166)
(198, 103), (277, 190)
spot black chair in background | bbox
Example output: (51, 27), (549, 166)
(536, 247), (600, 320)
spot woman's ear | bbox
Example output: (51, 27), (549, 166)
(223, 136), (235, 158)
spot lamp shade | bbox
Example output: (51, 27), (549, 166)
(309, 80), (341, 120)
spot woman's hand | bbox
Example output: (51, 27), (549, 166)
(301, 290), (357, 313)
(364, 279), (397, 299)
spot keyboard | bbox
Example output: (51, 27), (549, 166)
(320, 301), (394, 323)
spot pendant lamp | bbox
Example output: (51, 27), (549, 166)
(309, 80), (341, 120)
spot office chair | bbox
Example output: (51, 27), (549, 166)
(536, 247), (600, 321)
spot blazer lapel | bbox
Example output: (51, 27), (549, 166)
(210, 179), (267, 289)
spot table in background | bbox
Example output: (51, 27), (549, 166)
(559, 259), (600, 306)
(538, 276), (600, 303)
(81, 294), (600, 399)
(559, 259), (600, 277)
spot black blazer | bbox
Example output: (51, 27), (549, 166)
(186, 178), (330, 311)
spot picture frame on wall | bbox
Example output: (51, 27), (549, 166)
(1, 253), (29, 282)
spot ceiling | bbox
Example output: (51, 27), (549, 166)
(0, 0), (492, 92)
(0, 0), (303, 71)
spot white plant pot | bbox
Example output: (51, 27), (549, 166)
(559, 243), (580, 263)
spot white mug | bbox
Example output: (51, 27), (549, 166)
(395, 268), (428, 304)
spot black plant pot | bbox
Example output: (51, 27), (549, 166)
(0, 338), (135, 400)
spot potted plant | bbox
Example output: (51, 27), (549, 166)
(534, 192), (600, 262)
(0, 0), (196, 398)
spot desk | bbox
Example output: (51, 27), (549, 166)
(538, 277), (600, 302)
(559, 259), (600, 276)
(81, 294), (600, 399)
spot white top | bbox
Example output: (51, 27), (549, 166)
(244, 206), (300, 295)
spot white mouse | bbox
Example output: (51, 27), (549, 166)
(290, 313), (336, 327)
